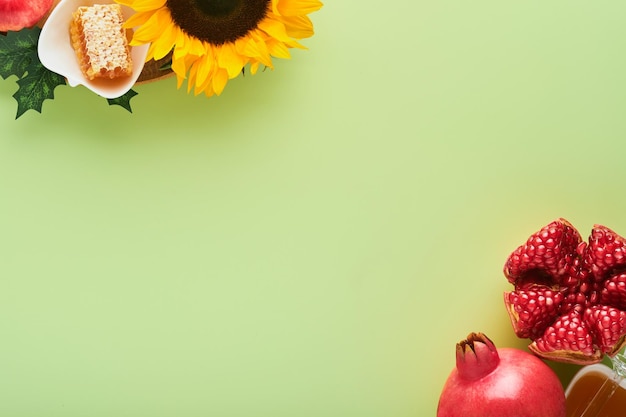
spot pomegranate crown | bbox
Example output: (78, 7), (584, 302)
(455, 332), (500, 380)
(504, 218), (626, 365)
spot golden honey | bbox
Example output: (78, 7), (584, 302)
(566, 366), (626, 417)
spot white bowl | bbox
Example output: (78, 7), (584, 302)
(38, 0), (149, 99)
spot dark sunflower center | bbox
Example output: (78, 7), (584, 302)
(196, 0), (239, 16)
(166, 0), (271, 45)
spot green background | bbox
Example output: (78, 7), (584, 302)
(2, 0), (626, 415)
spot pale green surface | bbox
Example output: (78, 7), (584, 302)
(1, 1), (626, 415)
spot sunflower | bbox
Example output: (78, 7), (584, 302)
(115, 0), (323, 97)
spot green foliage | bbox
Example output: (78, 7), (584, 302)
(0, 27), (66, 119)
(107, 89), (138, 112)
(159, 60), (172, 71)
(13, 60), (65, 119)
(0, 28), (40, 79)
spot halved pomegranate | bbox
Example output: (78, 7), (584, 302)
(504, 218), (626, 364)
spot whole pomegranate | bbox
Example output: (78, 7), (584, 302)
(437, 332), (566, 417)
(0, 0), (54, 32)
(504, 218), (626, 364)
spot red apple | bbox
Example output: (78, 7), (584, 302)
(0, 0), (55, 32)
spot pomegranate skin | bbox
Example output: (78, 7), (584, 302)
(0, 0), (55, 32)
(437, 347), (566, 417)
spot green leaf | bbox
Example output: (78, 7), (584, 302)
(159, 60), (172, 71)
(13, 61), (66, 119)
(1, 27), (67, 118)
(107, 89), (138, 113)
(0, 28), (41, 80)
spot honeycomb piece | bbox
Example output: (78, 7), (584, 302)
(69, 4), (133, 80)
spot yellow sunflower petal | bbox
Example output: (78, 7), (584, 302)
(237, 38), (261, 63)
(173, 35), (203, 62)
(280, 15), (315, 39)
(193, 52), (214, 90)
(131, 7), (170, 44)
(271, 0), (280, 16)
(187, 64), (197, 93)
(211, 68), (229, 96)
(249, 61), (260, 75)
(118, 0), (166, 12)
(114, 0), (132, 6)
(196, 64), (216, 96)
(145, 42), (157, 61)
(247, 31), (273, 67)
(202, 79), (216, 97)
(257, 17), (292, 43)
(123, 10), (153, 29)
(289, 39), (306, 49)
(277, 0), (323, 16)
(187, 59), (200, 95)
(151, 15), (177, 59)
(266, 39), (291, 59)
(172, 52), (197, 88)
(216, 43), (245, 79)
(173, 29), (190, 57)
(171, 58), (187, 88)
(184, 36), (207, 58)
